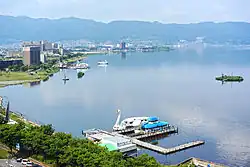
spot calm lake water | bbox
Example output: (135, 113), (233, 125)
(1, 46), (250, 166)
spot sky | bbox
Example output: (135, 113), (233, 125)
(0, 0), (249, 23)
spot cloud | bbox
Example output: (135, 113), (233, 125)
(0, 0), (250, 23)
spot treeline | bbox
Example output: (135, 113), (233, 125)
(8, 59), (58, 72)
(60, 53), (85, 62)
(0, 122), (163, 167)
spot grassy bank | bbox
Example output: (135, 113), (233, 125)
(0, 72), (40, 81)
(65, 56), (87, 63)
(0, 65), (59, 88)
(0, 72), (47, 88)
(0, 148), (9, 159)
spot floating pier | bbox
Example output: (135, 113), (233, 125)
(83, 127), (204, 156)
(114, 127), (138, 134)
(132, 139), (204, 155)
(132, 126), (178, 140)
(177, 157), (227, 167)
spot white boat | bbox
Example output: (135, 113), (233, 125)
(62, 72), (69, 81)
(113, 109), (149, 131)
(72, 63), (89, 69)
(97, 60), (108, 65)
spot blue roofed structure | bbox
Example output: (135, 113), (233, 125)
(147, 117), (159, 122)
(141, 117), (169, 129)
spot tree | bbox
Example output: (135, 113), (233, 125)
(126, 154), (162, 167)
(20, 65), (29, 72)
(0, 114), (5, 124)
(0, 124), (24, 152)
(0, 123), (164, 167)
(46, 132), (72, 165)
(40, 124), (55, 136)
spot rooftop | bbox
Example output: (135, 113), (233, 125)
(83, 129), (134, 148)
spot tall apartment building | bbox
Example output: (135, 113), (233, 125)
(23, 46), (41, 66)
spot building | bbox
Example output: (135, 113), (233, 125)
(44, 42), (53, 51)
(52, 43), (59, 49)
(120, 42), (126, 50)
(83, 129), (137, 156)
(0, 60), (23, 69)
(40, 53), (47, 63)
(23, 46), (41, 66)
(59, 47), (64, 55)
(7, 50), (22, 57)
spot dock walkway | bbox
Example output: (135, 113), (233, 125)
(132, 139), (204, 155)
(114, 127), (137, 134)
(84, 128), (204, 155)
(133, 126), (178, 140)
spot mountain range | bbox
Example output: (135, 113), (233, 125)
(0, 15), (250, 44)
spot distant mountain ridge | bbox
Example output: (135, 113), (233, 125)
(0, 15), (250, 44)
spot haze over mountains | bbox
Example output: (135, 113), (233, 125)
(0, 15), (250, 44)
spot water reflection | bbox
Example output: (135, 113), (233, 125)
(121, 52), (126, 60)
(97, 64), (108, 72)
(23, 81), (41, 88)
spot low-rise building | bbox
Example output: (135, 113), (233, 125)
(0, 59), (23, 69)
(83, 129), (137, 156)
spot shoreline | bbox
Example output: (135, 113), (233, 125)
(0, 68), (59, 88)
(0, 110), (227, 167)
(0, 79), (41, 88)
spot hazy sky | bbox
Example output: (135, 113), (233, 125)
(0, 0), (249, 23)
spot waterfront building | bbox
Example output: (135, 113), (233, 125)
(23, 46), (41, 66)
(83, 129), (137, 156)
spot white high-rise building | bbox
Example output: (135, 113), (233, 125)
(40, 53), (47, 63)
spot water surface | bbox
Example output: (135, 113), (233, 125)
(1, 46), (250, 166)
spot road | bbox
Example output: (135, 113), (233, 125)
(0, 159), (43, 167)
(0, 159), (23, 167)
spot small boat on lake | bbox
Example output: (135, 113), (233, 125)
(97, 60), (108, 66)
(62, 75), (69, 81)
(62, 71), (69, 81)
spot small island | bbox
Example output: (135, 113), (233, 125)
(77, 71), (85, 78)
(216, 74), (244, 82)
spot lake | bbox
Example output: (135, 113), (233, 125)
(1, 46), (250, 167)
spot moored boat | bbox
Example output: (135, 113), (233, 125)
(113, 109), (148, 131)
(97, 60), (108, 65)
(71, 63), (90, 69)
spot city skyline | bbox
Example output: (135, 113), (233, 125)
(0, 0), (249, 23)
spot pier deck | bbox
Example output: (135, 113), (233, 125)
(132, 126), (178, 140)
(132, 139), (204, 155)
(83, 128), (204, 155)
(177, 157), (227, 167)
(114, 127), (138, 134)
